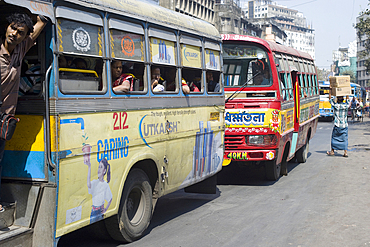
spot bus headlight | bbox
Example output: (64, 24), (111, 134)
(247, 135), (277, 146)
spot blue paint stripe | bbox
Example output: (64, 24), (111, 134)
(290, 132), (298, 157)
(2, 150), (45, 179)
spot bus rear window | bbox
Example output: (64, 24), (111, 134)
(223, 44), (272, 87)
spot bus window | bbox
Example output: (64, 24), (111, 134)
(282, 55), (293, 100)
(224, 62), (242, 86)
(58, 55), (104, 93)
(274, 54), (288, 101)
(150, 65), (178, 92)
(279, 72), (289, 101)
(250, 58), (271, 86)
(182, 68), (202, 92)
(180, 36), (203, 93)
(311, 74), (316, 95)
(306, 74), (312, 96)
(205, 41), (222, 93)
(223, 44), (271, 87)
(56, 8), (105, 93)
(314, 75), (319, 95)
(206, 70), (221, 93)
(298, 73), (305, 98)
(111, 60), (145, 93)
(108, 19), (145, 93)
(149, 28), (177, 93)
(286, 72), (293, 100)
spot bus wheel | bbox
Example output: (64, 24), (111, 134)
(106, 169), (152, 243)
(280, 146), (289, 176)
(296, 139), (309, 163)
(265, 159), (281, 181)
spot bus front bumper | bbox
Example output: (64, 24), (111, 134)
(223, 149), (277, 166)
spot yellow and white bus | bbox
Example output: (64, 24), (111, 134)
(319, 81), (334, 121)
(0, 0), (224, 245)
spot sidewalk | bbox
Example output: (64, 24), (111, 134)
(347, 112), (370, 156)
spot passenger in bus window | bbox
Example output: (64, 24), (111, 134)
(188, 80), (200, 92)
(206, 71), (220, 92)
(72, 57), (87, 69)
(253, 59), (270, 86)
(181, 78), (190, 94)
(111, 60), (133, 92)
(0, 12), (48, 212)
(58, 55), (72, 68)
(164, 69), (176, 91)
(151, 67), (165, 92)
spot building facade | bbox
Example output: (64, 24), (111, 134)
(158, 0), (216, 24)
(214, 0), (262, 36)
(356, 14), (370, 87)
(241, 0), (315, 59)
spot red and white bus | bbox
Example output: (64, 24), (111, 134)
(222, 34), (319, 180)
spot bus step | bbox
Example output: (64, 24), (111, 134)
(0, 202), (16, 229)
(0, 225), (33, 247)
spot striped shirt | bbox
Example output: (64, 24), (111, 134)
(330, 98), (349, 128)
(0, 37), (34, 115)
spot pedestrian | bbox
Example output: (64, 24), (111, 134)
(326, 87), (350, 158)
(0, 12), (48, 212)
(349, 96), (358, 120)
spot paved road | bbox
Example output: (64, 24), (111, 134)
(58, 117), (370, 247)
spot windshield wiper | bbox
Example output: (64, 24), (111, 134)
(225, 71), (261, 103)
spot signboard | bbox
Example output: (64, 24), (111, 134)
(181, 44), (201, 68)
(150, 38), (176, 65)
(205, 49), (220, 70)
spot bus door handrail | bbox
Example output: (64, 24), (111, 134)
(45, 65), (56, 172)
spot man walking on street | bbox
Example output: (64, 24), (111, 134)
(327, 87), (350, 157)
(0, 12), (48, 212)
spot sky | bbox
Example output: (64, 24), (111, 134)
(277, 0), (369, 69)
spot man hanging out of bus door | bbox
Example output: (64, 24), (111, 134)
(0, 13), (48, 212)
(327, 87), (350, 157)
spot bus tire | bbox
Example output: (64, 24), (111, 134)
(296, 139), (309, 163)
(265, 159), (281, 181)
(106, 168), (152, 243)
(280, 146), (289, 176)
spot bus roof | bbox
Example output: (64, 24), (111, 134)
(63, 0), (221, 40)
(222, 34), (313, 60)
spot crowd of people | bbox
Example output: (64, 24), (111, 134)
(58, 55), (221, 94)
(111, 60), (220, 94)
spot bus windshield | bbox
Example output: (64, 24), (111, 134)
(223, 44), (272, 87)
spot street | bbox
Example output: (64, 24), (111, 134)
(58, 117), (370, 247)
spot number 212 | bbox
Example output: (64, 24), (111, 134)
(113, 112), (129, 130)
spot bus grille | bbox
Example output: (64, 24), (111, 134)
(225, 135), (245, 149)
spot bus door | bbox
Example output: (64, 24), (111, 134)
(289, 69), (300, 158)
(1, 2), (54, 182)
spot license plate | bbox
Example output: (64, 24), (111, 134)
(226, 152), (248, 160)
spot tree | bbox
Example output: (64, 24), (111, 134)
(355, 1), (370, 72)
(316, 67), (331, 81)
(340, 69), (356, 83)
